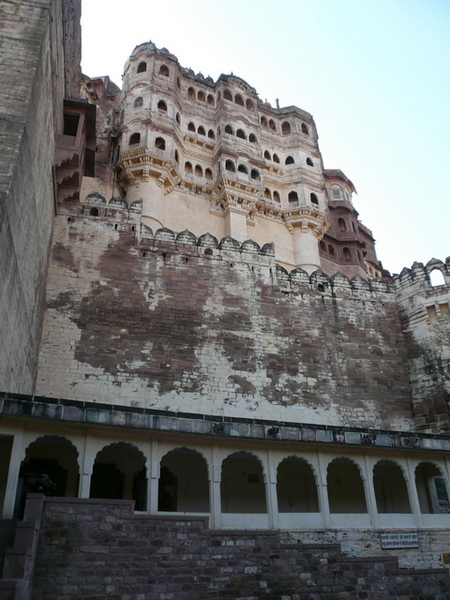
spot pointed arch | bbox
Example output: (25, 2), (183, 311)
(373, 460), (411, 513)
(327, 457), (367, 513)
(17, 435), (80, 516)
(276, 456), (319, 512)
(221, 451), (267, 513)
(90, 442), (147, 511)
(158, 447), (209, 513)
(415, 462), (450, 514)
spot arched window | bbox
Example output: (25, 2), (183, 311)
(338, 218), (347, 231)
(235, 94), (244, 106)
(90, 443), (147, 511)
(155, 137), (166, 150)
(373, 460), (411, 514)
(16, 436), (80, 515)
(285, 155), (294, 165)
(224, 89), (232, 101)
(238, 164), (248, 174)
(159, 64), (169, 77)
(205, 168), (213, 180)
(282, 121), (291, 134)
(273, 154), (280, 164)
(328, 244), (335, 256)
(224, 124), (234, 135)
(306, 157), (314, 166)
(249, 133), (257, 143)
(415, 462), (450, 514)
(188, 122), (195, 132)
(208, 129), (215, 139)
(327, 458), (367, 513)
(264, 150), (271, 160)
(195, 164), (203, 177)
(174, 149), (179, 163)
(90, 207), (98, 216)
(261, 116), (268, 127)
(246, 99), (254, 110)
(236, 129), (246, 140)
(310, 193), (318, 205)
(277, 457), (319, 513)
(188, 87), (195, 99)
(250, 169), (260, 180)
(343, 247), (351, 261)
(207, 94), (215, 106)
(225, 160), (235, 172)
(301, 123), (309, 135)
(221, 452), (267, 513)
(331, 185), (343, 200)
(157, 100), (167, 111)
(320, 241), (326, 252)
(264, 188), (272, 200)
(175, 112), (180, 124)
(159, 448), (209, 512)
(269, 119), (276, 131)
(129, 132), (140, 145)
(133, 96), (143, 108)
(197, 125), (206, 136)
(197, 90), (205, 102)
(184, 161), (193, 174)
(176, 77), (181, 89)
(273, 191), (280, 203)
(430, 269), (446, 286)
(137, 61), (147, 73)
(288, 191), (298, 204)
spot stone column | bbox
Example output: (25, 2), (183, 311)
(292, 227), (321, 274)
(405, 458), (422, 527)
(266, 450), (279, 529)
(285, 208), (329, 274)
(148, 439), (160, 514)
(210, 445), (222, 528)
(78, 435), (94, 498)
(126, 173), (164, 231)
(224, 208), (248, 242)
(363, 456), (379, 529)
(2, 430), (24, 518)
(317, 452), (331, 528)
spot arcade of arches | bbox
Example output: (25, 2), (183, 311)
(1, 432), (449, 530)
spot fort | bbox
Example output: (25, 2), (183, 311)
(0, 2), (449, 599)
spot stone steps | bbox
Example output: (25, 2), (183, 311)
(27, 498), (450, 600)
(0, 520), (16, 577)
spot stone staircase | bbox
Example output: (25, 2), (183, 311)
(27, 497), (450, 600)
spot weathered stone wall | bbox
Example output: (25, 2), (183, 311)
(36, 208), (413, 430)
(30, 497), (450, 600)
(0, 0), (81, 394)
(394, 259), (450, 433)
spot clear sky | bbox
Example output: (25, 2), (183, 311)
(81, 0), (450, 275)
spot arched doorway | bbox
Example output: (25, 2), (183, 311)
(16, 435), (79, 517)
(90, 443), (147, 511)
(415, 462), (450, 514)
(373, 460), (411, 513)
(221, 451), (267, 513)
(276, 457), (319, 512)
(158, 447), (209, 512)
(327, 457), (367, 513)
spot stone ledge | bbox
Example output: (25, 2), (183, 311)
(1, 391), (449, 452)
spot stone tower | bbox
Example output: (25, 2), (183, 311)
(114, 42), (333, 274)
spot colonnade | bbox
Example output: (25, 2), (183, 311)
(1, 428), (449, 531)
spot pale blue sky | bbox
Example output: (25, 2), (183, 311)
(81, 0), (450, 274)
